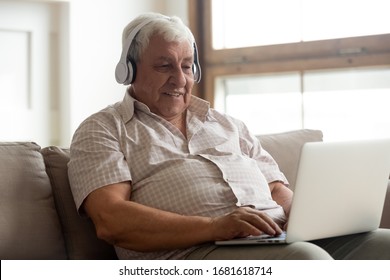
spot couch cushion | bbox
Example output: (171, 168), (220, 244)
(258, 129), (323, 190)
(41, 146), (117, 259)
(0, 142), (67, 259)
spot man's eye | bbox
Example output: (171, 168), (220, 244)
(155, 64), (171, 72)
(182, 65), (192, 72)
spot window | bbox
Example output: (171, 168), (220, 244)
(212, 0), (390, 48)
(216, 67), (390, 141)
(190, 0), (390, 141)
(215, 72), (302, 134)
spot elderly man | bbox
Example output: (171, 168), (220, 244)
(68, 12), (390, 260)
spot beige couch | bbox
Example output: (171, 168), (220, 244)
(1, 129), (389, 259)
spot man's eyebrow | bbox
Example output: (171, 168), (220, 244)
(183, 56), (194, 63)
(155, 56), (171, 62)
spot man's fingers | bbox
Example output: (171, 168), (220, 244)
(211, 207), (283, 241)
(237, 207), (282, 236)
(251, 213), (281, 235)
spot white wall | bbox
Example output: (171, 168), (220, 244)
(65, 0), (188, 146)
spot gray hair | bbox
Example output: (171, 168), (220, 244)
(122, 12), (195, 63)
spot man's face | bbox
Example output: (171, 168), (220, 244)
(131, 34), (195, 121)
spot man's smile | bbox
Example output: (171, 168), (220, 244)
(163, 91), (185, 97)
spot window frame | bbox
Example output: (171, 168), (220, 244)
(189, 0), (390, 107)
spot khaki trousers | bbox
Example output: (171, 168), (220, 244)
(185, 229), (390, 260)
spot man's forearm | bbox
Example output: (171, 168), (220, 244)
(84, 182), (214, 252)
(269, 181), (293, 217)
(91, 198), (214, 252)
(115, 202), (214, 251)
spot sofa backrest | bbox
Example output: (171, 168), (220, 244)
(0, 142), (67, 259)
(258, 129), (324, 190)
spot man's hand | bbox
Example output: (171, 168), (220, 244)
(210, 207), (283, 241)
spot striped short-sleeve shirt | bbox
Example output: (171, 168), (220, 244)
(68, 89), (288, 259)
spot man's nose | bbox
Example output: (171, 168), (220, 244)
(169, 67), (187, 87)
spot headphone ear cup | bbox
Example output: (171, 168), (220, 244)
(124, 60), (136, 85)
(192, 42), (201, 83)
(192, 64), (199, 83)
(115, 61), (129, 84)
(192, 61), (201, 83)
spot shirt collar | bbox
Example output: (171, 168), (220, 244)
(188, 95), (210, 122)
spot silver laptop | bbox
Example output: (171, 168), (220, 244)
(216, 138), (390, 245)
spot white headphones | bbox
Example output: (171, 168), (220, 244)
(115, 17), (202, 85)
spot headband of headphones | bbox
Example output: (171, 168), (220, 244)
(115, 17), (201, 85)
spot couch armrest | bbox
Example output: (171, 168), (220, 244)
(380, 180), (390, 229)
(42, 146), (117, 259)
